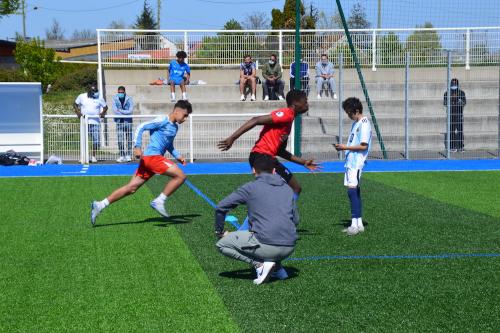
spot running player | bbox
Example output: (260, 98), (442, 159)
(90, 100), (192, 226)
(218, 89), (320, 199)
(334, 97), (372, 236)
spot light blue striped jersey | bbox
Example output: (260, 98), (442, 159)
(133, 116), (181, 158)
(345, 116), (372, 169)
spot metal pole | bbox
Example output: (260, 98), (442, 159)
(404, 52), (409, 159)
(377, 0), (381, 30)
(372, 29), (377, 72)
(184, 31), (189, 59)
(446, 50), (451, 159)
(97, 30), (104, 100)
(278, 30), (283, 67)
(21, 0), (26, 39)
(189, 115), (194, 163)
(338, 52), (344, 160)
(293, 0), (302, 157)
(497, 65), (500, 158)
(157, 0), (161, 29)
(465, 28), (470, 70)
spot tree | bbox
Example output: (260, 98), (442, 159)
(406, 22), (442, 65)
(45, 19), (65, 40)
(317, 10), (342, 29)
(223, 19), (242, 31)
(0, 0), (19, 18)
(242, 12), (270, 30)
(108, 20), (127, 29)
(347, 2), (370, 29)
(14, 38), (62, 90)
(71, 29), (96, 40)
(271, 0), (305, 29)
(134, 0), (157, 29)
(378, 32), (404, 66)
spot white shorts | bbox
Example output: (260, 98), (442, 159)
(344, 167), (362, 187)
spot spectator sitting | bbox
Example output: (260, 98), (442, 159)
(262, 54), (285, 101)
(112, 86), (134, 163)
(315, 54), (337, 100)
(290, 59), (309, 95)
(73, 83), (108, 163)
(239, 55), (257, 101)
(168, 50), (191, 102)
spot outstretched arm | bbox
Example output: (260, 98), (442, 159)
(218, 114), (273, 151)
(278, 146), (322, 172)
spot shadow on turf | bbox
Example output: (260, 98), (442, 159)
(93, 214), (201, 228)
(219, 267), (300, 282)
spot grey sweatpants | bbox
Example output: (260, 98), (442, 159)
(216, 231), (295, 267)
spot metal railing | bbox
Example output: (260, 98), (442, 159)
(97, 27), (500, 70)
(43, 113), (281, 163)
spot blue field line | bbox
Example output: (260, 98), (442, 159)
(285, 252), (500, 262)
(1, 159), (500, 178)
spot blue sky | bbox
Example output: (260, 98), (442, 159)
(0, 0), (498, 40)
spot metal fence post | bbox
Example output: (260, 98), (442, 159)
(80, 116), (85, 164)
(338, 52), (344, 160)
(446, 50), (452, 159)
(465, 28), (471, 70)
(278, 30), (283, 67)
(404, 52), (410, 159)
(189, 115), (194, 163)
(184, 31), (189, 56)
(498, 65), (500, 158)
(372, 29), (377, 72)
(97, 30), (104, 99)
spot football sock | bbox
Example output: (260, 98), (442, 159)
(182, 92), (187, 99)
(171, 92), (175, 100)
(351, 218), (357, 228)
(99, 198), (109, 209)
(357, 186), (362, 217)
(155, 193), (168, 204)
(347, 187), (361, 221)
(357, 217), (363, 228)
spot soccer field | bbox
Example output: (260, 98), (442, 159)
(1, 171), (499, 332)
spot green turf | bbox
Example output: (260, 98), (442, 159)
(1, 172), (499, 332)
(0, 177), (238, 333)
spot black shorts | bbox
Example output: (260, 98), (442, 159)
(249, 152), (293, 183)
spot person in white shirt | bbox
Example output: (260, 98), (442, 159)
(334, 97), (372, 236)
(74, 83), (108, 163)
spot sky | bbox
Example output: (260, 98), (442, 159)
(0, 0), (499, 40)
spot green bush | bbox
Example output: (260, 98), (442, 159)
(0, 68), (28, 82)
(50, 65), (97, 92)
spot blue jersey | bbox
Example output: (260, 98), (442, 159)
(133, 116), (181, 158)
(345, 116), (372, 169)
(169, 60), (190, 80)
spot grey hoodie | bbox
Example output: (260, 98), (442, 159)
(215, 173), (299, 246)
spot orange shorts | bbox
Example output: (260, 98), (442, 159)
(135, 155), (174, 180)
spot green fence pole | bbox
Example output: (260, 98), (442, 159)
(293, 0), (302, 157)
(335, 0), (388, 159)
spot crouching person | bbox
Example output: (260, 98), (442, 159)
(214, 154), (298, 285)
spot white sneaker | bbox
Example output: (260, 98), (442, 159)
(271, 267), (288, 280)
(357, 224), (365, 232)
(250, 94), (256, 101)
(90, 156), (97, 163)
(240, 94), (245, 101)
(170, 97), (176, 102)
(264, 95), (269, 101)
(116, 156), (126, 163)
(317, 94), (322, 100)
(253, 262), (275, 285)
(333, 93), (338, 100)
(125, 155), (132, 162)
(278, 95), (284, 101)
(90, 201), (102, 226)
(344, 226), (360, 236)
(150, 200), (169, 218)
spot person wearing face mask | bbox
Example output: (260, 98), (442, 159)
(239, 55), (257, 101)
(262, 54), (285, 101)
(74, 83), (108, 163)
(315, 54), (337, 100)
(443, 78), (466, 152)
(112, 86), (134, 162)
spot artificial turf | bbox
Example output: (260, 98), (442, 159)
(1, 171), (499, 332)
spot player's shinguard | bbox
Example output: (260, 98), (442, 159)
(90, 100), (193, 226)
(335, 97), (372, 236)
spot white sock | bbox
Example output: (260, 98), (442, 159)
(182, 92), (187, 99)
(357, 217), (363, 228)
(98, 198), (109, 210)
(155, 193), (168, 204)
(171, 92), (175, 99)
(351, 218), (357, 228)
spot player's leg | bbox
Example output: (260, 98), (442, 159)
(343, 168), (363, 235)
(179, 79), (187, 100)
(239, 77), (247, 100)
(316, 77), (323, 98)
(249, 77), (256, 100)
(91, 175), (148, 225)
(89, 124), (100, 162)
(328, 77), (337, 99)
(169, 80), (176, 102)
(149, 162), (187, 218)
(277, 79), (285, 99)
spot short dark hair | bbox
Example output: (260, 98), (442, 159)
(270, 54), (277, 59)
(286, 89), (307, 107)
(176, 50), (187, 58)
(253, 154), (275, 174)
(117, 86), (126, 92)
(342, 97), (363, 115)
(174, 100), (192, 114)
(244, 54), (252, 59)
(451, 78), (459, 85)
(321, 53), (328, 58)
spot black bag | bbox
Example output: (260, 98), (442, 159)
(0, 151), (30, 166)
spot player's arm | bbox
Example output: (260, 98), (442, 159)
(73, 103), (82, 118)
(335, 142), (368, 152)
(218, 115), (274, 151)
(132, 118), (164, 158)
(277, 146), (321, 171)
(166, 141), (186, 165)
(214, 185), (250, 237)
